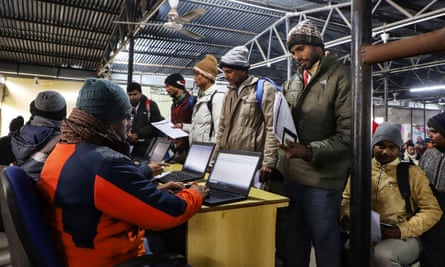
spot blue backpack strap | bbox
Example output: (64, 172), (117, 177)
(188, 95), (197, 108)
(255, 77), (281, 112)
(255, 79), (266, 112)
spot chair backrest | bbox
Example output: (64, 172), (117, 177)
(0, 166), (62, 267)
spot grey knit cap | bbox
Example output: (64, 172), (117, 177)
(371, 122), (402, 147)
(76, 78), (132, 124)
(219, 46), (250, 70)
(30, 91), (67, 121)
(427, 112), (445, 137)
(287, 19), (324, 50)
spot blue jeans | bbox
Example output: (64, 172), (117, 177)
(284, 182), (342, 267)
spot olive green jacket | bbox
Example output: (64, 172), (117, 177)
(277, 53), (352, 190)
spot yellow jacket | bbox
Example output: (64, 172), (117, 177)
(341, 158), (442, 239)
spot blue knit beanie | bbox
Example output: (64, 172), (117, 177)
(428, 112), (445, 137)
(76, 78), (132, 124)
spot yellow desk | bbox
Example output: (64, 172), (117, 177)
(162, 163), (289, 266)
(187, 188), (289, 267)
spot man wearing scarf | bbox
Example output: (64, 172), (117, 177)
(37, 78), (208, 266)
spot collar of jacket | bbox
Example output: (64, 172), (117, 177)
(227, 75), (257, 91)
(296, 52), (337, 79)
(373, 157), (401, 169)
(173, 92), (187, 105)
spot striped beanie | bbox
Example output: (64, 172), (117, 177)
(287, 19), (324, 50)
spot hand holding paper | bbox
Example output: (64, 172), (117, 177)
(273, 92), (298, 144)
(151, 120), (188, 139)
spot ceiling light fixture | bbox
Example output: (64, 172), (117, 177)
(409, 85), (445, 92)
(168, 0), (179, 9)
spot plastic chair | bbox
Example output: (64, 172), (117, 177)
(0, 166), (186, 267)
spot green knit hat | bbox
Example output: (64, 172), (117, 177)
(76, 78), (132, 124)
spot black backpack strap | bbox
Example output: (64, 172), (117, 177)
(207, 90), (218, 138)
(397, 162), (414, 215)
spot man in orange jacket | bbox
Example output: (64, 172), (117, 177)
(37, 78), (208, 266)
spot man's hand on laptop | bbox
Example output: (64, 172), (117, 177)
(190, 183), (209, 199)
(158, 181), (186, 193)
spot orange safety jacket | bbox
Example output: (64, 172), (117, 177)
(37, 143), (203, 266)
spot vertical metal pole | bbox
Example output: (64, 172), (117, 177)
(424, 101), (427, 140)
(383, 63), (388, 121)
(410, 108), (414, 141)
(126, 0), (136, 87)
(286, 17), (292, 80)
(127, 37), (134, 87)
(351, 0), (372, 266)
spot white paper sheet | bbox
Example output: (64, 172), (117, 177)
(273, 92), (298, 144)
(370, 210), (382, 243)
(151, 120), (189, 139)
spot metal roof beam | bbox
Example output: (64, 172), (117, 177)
(98, 0), (165, 76)
(0, 17), (111, 35)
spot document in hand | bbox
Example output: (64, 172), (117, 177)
(273, 92), (299, 144)
(151, 120), (189, 139)
(371, 210), (382, 242)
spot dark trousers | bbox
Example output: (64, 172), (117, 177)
(283, 183), (342, 267)
(420, 188), (445, 267)
(146, 223), (187, 258)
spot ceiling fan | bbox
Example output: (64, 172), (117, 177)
(113, 0), (206, 40)
(162, 0), (206, 40)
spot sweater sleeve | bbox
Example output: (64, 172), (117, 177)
(261, 81), (279, 168)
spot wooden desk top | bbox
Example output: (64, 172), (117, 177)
(162, 163), (289, 212)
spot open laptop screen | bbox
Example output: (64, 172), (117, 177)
(148, 139), (170, 162)
(208, 150), (261, 189)
(182, 142), (214, 173)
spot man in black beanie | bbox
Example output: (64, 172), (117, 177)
(277, 19), (352, 267)
(419, 111), (445, 267)
(126, 82), (164, 161)
(164, 73), (193, 163)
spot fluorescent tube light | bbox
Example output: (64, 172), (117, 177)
(410, 85), (445, 92)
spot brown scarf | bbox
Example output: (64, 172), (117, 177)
(60, 108), (130, 156)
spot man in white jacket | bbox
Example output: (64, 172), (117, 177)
(175, 54), (225, 143)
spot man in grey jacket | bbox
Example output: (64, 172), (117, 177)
(277, 19), (352, 267)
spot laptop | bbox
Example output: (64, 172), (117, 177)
(203, 150), (261, 206)
(146, 138), (170, 162)
(155, 142), (215, 183)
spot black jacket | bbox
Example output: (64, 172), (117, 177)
(130, 95), (164, 159)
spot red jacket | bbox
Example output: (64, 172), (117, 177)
(37, 143), (203, 266)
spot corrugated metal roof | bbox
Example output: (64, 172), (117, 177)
(0, 0), (444, 102)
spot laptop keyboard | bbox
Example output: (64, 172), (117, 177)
(208, 189), (238, 200)
(159, 172), (200, 183)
